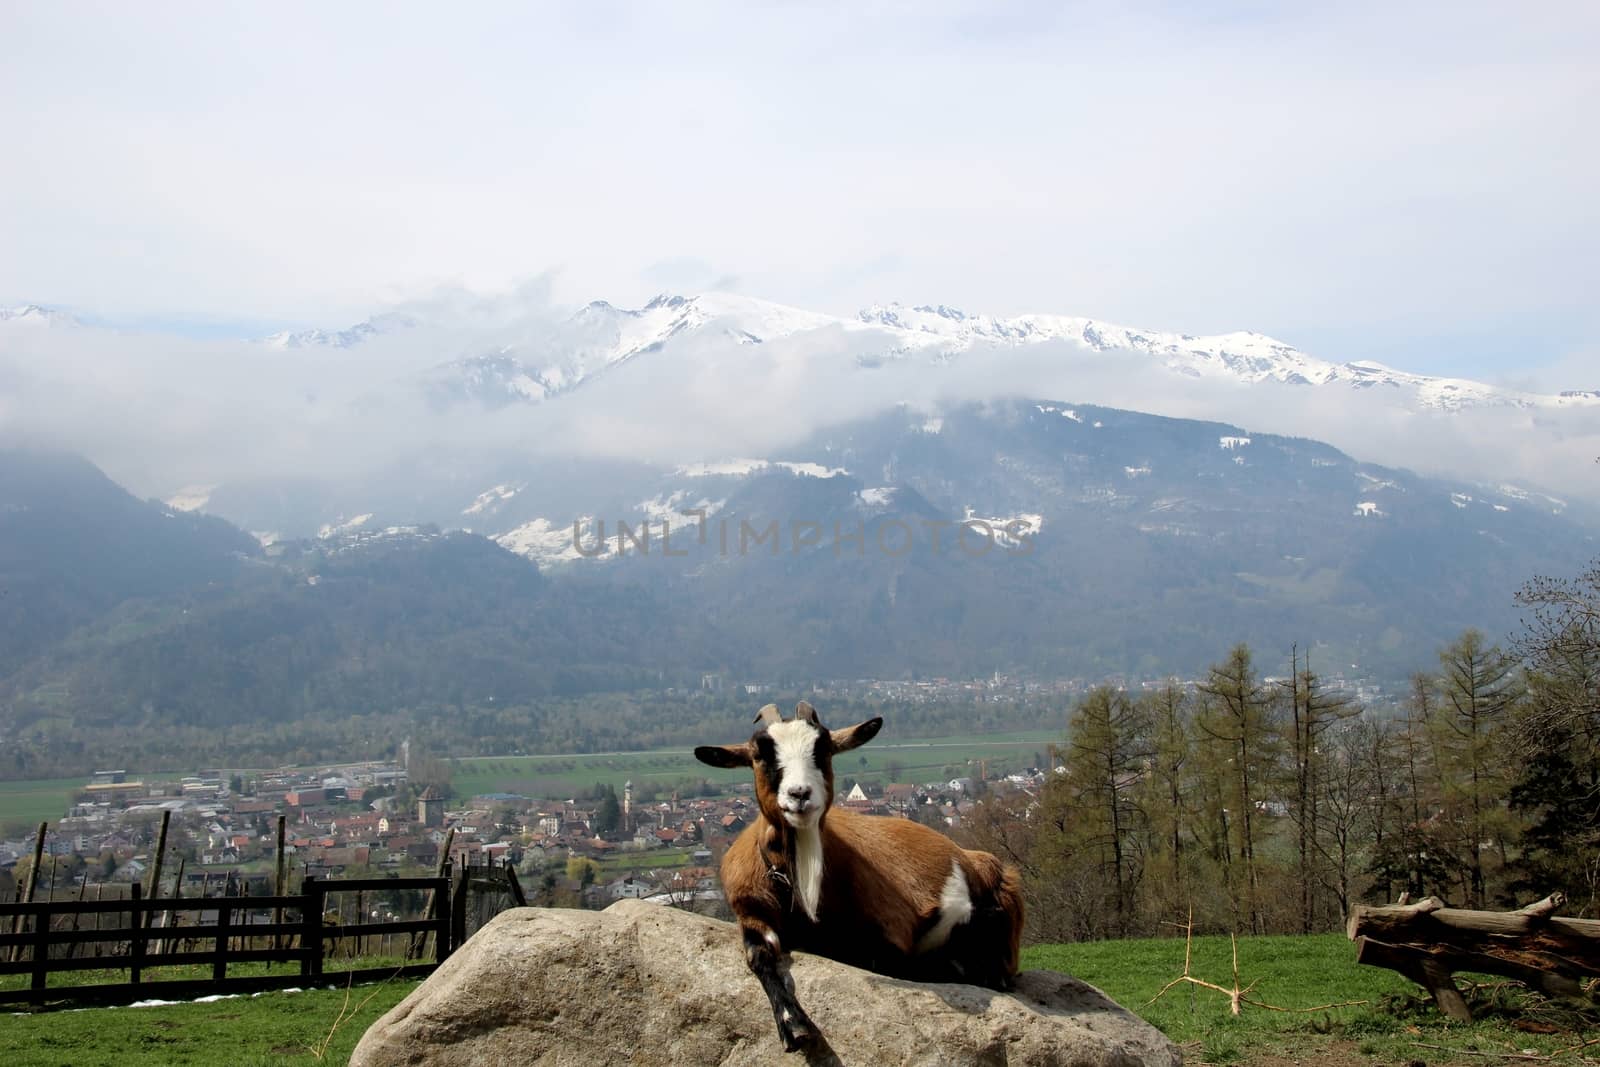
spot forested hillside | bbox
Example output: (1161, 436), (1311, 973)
(0, 448), (259, 674)
(958, 563), (1600, 938)
(1, 436), (1594, 783)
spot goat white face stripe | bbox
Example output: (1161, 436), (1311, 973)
(766, 721), (826, 825)
(765, 720), (826, 920)
(914, 860), (974, 954)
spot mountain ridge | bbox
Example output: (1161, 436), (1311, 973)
(241, 291), (1598, 414)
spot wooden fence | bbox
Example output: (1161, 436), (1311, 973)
(0, 870), (454, 1006)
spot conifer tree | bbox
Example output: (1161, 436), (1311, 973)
(1433, 630), (1522, 907)
(1510, 563), (1600, 910)
(1137, 681), (1193, 915)
(1196, 644), (1279, 934)
(1062, 686), (1149, 936)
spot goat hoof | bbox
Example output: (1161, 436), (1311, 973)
(777, 1011), (818, 1052)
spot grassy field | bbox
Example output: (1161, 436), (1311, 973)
(0, 956), (419, 996)
(593, 846), (699, 877)
(1026, 931), (1599, 1065)
(0, 730), (1064, 829)
(5, 977), (419, 1066)
(7, 931), (1598, 1065)
(449, 729), (1062, 799)
(0, 777), (84, 834)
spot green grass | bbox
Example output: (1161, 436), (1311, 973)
(449, 729), (1062, 798)
(0, 777), (83, 834)
(5, 976), (421, 1066)
(0, 730), (1063, 831)
(0, 956), (418, 994)
(1027, 931), (1599, 1065)
(8, 931), (1596, 1065)
(593, 847), (700, 878)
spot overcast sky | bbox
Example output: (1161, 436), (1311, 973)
(2, 2), (1596, 387)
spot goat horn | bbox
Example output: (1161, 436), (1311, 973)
(753, 703), (784, 727)
(795, 701), (819, 725)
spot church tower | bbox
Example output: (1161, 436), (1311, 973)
(417, 786), (444, 829)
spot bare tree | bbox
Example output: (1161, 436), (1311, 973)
(1280, 647), (1359, 931)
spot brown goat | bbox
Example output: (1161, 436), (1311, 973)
(695, 702), (1024, 1052)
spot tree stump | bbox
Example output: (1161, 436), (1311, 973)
(1347, 893), (1600, 1021)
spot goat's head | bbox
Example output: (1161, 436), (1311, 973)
(695, 702), (882, 830)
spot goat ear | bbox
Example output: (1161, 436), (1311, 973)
(830, 717), (883, 754)
(694, 743), (753, 769)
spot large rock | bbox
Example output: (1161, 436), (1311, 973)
(350, 900), (1180, 1066)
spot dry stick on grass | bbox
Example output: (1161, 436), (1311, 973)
(304, 964), (408, 1061)
(1407, 1043), (1554, 1062)
(1559, 1033), (1600, 1057)
(1146, 911), (1368, 1016)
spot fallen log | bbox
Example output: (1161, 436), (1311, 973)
(1348, 893), (1600, 1021)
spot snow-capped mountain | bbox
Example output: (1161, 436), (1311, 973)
(261, 292), (1593, 416)
(856, 303), (1595, 414)
(0, 304), (81, 328)
(14, 291), (1594, 417)
(423, 292), (906, 405)
(260, 312), (419, 349)
(9, 289), (1595, 510)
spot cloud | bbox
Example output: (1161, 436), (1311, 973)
(2, 292), (1596, 533)
(1491, 343), (1600, 397)
(639, 259), (741, 296)
(1, 2), (1595, 374)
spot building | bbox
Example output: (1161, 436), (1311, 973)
(417, 786), (445, 828)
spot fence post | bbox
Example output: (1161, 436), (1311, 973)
(30, 900), (51, 1002)
(159, 857), (184, 956)
(130, 883), (145, 987)
(8, 821), (46, 965)
(409, 830), (454, 961)
(505, 864), (527, 907)
(450, 864), (468, 956)
(301, 876), (323, 982)
(434, 863), (453, 962)
(213, 899), (233, 984)
(145, 810), (170, 903)
(274, 815), (286, 953)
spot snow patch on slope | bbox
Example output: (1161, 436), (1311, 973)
(463, 484), (522, 516)
(318, 513), (373, 539)
(496, 517), (610, 565)
(675, 459), (849, 479)
(166, 486), (214, 512)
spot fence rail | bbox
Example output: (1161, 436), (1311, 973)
(0, 869), (460, 1006)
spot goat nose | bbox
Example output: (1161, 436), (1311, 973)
(786, 785), (812, 802)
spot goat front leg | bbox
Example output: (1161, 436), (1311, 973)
(740, 918), (817, 1052)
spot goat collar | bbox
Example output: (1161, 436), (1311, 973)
(762, 829), (794, 893)
(766, 858), (792, 889)
(761, 817), (823, 920)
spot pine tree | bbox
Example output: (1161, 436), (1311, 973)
(1196, 644), (1278, 934)
(1062, 687), (1149, 936)
(1433, 630), (1523, 907)
(1138, 681), (1193, 915)
(1509, 562), (1600, 911)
